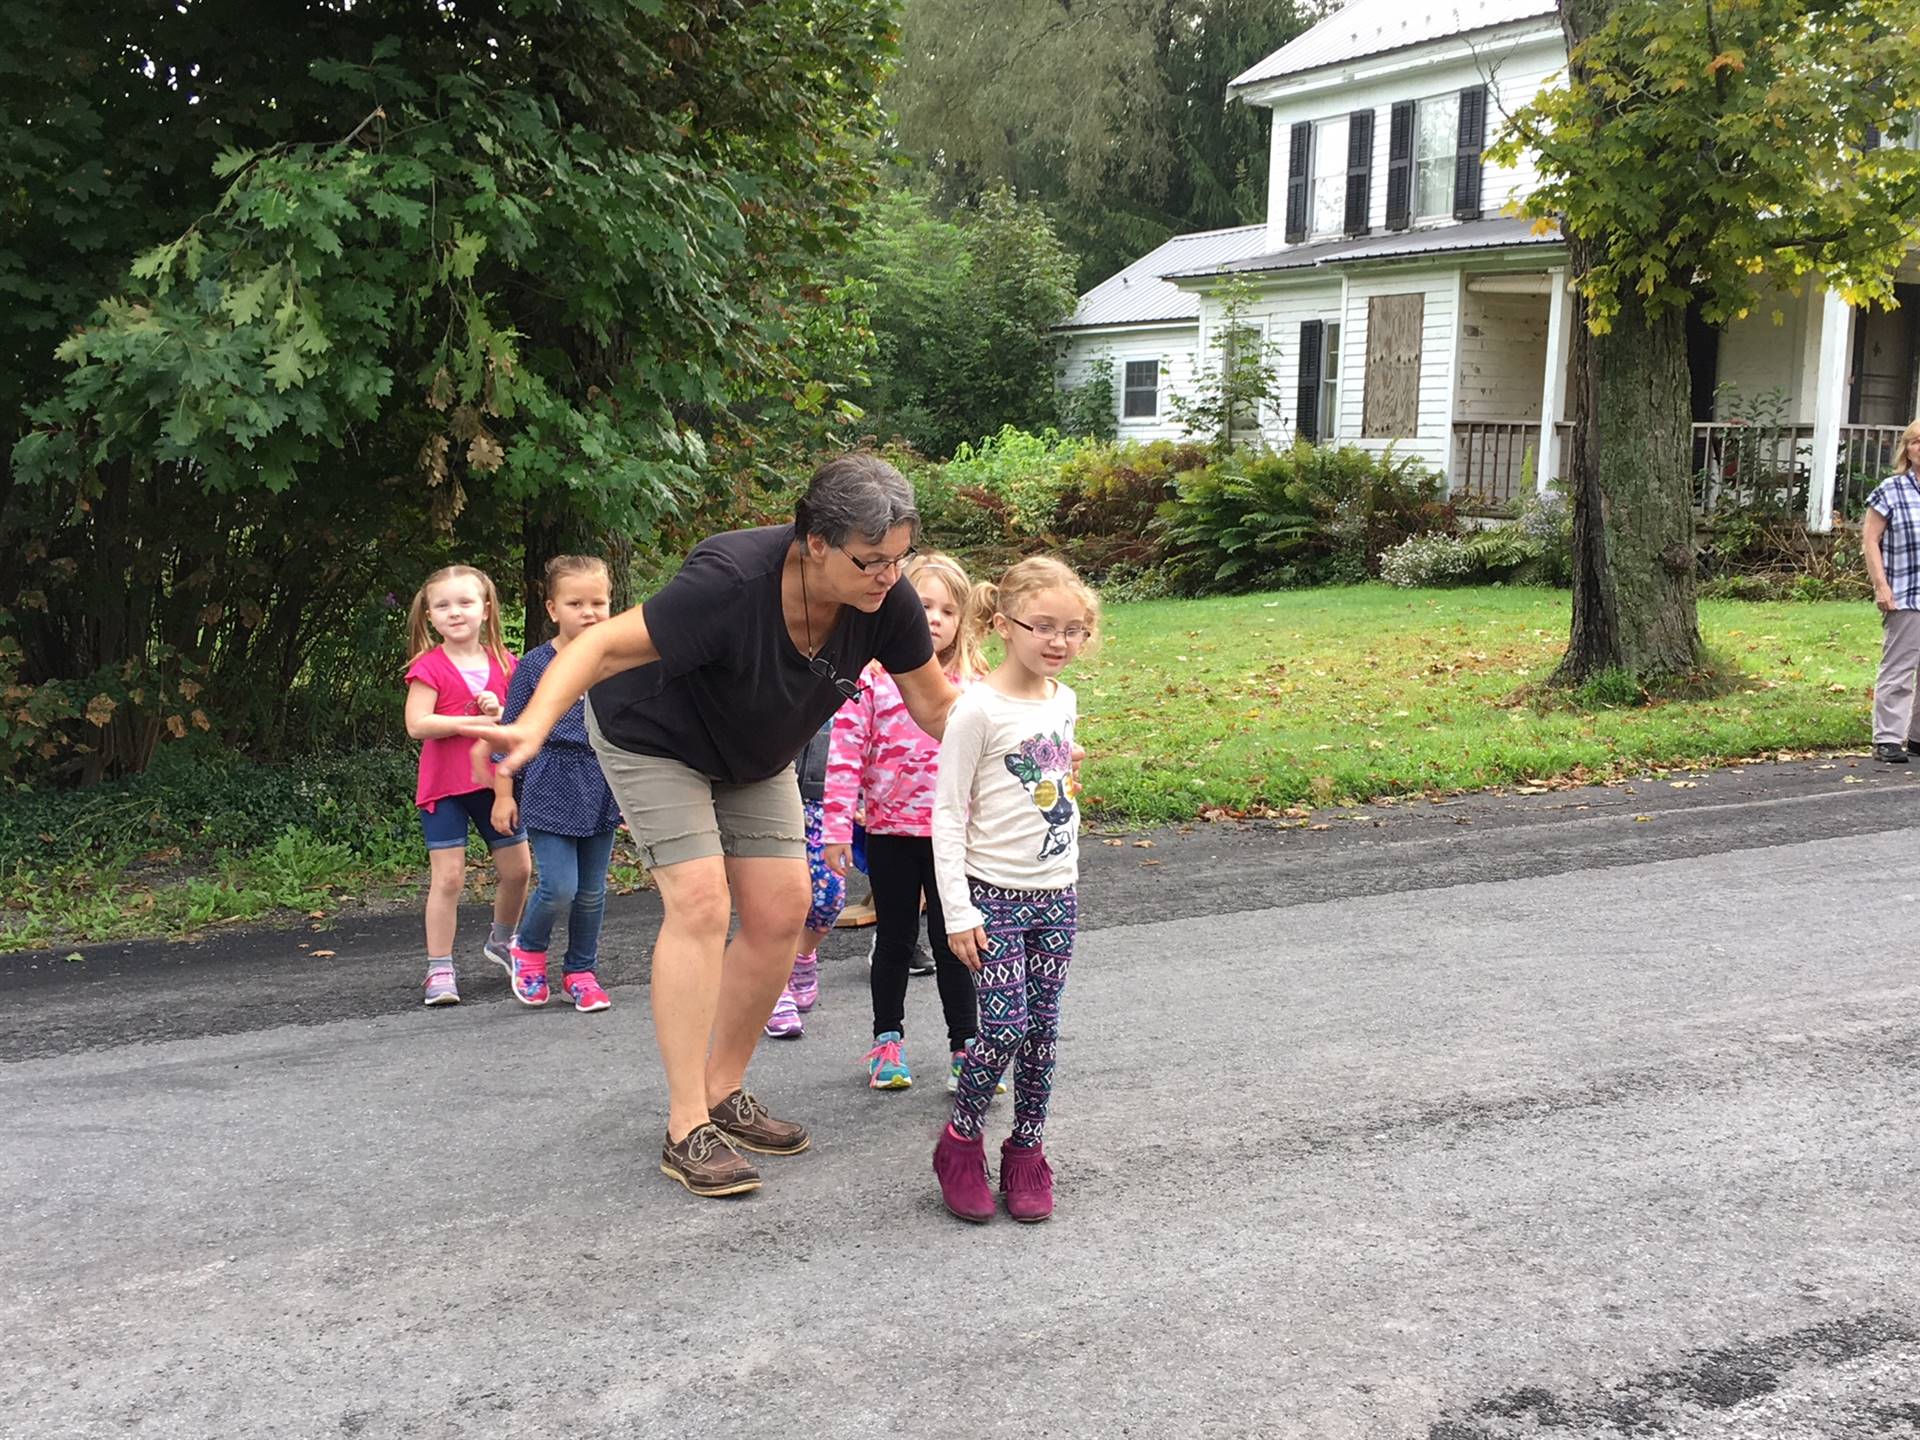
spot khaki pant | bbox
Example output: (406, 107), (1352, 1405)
(585, 703), (805, 870)
(1873, 609), (1920, 744)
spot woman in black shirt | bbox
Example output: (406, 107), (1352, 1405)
(472, 454), (959, 1198)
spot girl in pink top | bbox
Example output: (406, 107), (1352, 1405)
(402, 565), (531, 1007)
(823, 553), (988, 1092)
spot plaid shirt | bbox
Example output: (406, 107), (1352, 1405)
(1868, 472), (1920, 612)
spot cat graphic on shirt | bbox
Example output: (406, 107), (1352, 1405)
(1004, 730), (1077, 859)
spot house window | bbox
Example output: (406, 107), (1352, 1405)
(1414, 96), (1457, 219)
(1320, 323), (1341, 441)
(1122, 359), (1159, 419)
(1311, 118), (1348, 236)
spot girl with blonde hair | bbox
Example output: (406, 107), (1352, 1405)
(403, 564), (529, 1006)
(930, 556), (1099, 1223)
(820, 553), (991, 1086)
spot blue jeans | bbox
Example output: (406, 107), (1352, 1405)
(518, 828), (618, 974)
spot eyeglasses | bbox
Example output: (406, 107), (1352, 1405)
(1002, 614), (1093, 644)
(808, 654), (862, 701)
(837, 544), (916, 576)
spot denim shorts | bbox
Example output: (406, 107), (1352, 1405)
(418, 789), (529, 852)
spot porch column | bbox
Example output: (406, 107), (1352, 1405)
(1806, 287), (1853, 533)
(1537, 266), (1571, 492)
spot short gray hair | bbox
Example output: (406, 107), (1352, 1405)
(797, 453), (919, 546)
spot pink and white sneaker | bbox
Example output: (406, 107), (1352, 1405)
(789, 954), (820, 1013)
(563, 971), (611, 1013)
(505, 945), (549, 1007)
(764, 989), (803, 1038)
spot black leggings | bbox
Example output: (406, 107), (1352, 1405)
(866, 832), (977, 1050)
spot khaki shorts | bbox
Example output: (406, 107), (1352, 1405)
(586, 705), (805, 870)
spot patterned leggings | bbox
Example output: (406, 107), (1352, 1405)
(950, 881), (1077, 1147)
(802, 800), (846, 935)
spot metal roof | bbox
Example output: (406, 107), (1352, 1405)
(1058, 225), (1272, 330)
(1163, 215), (1562, 280)
(1230, 0), (1560, 93)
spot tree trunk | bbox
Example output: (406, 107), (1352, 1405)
(1553, 0), (1703, 686)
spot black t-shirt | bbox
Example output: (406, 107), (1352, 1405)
(587, 525), (935, 784)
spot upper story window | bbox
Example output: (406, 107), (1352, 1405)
(1414, 96), (1458, 219)
(1122, 359), (1160, 419)
(1311, 118), (1349, 236)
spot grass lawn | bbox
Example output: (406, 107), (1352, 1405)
(2, 585), (1883, 947)
(1077, 586), (1880, 822)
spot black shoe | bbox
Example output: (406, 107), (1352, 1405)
(1872, 742), (1909, 764)
(1906, 740), (1920, 757)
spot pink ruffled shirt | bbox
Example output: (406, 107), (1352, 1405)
(405, 644), (515, 809)
(821, 662), (969, 842)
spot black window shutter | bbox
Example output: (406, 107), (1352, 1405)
(1296, 320), (1325, 443)
(1344, 110), (1374, 237)
(1386, 100), (1414, 232)
(1453, 85), (1486, 220)
(1285, 121), (1312, 243)
(1865, 124), (1882, 151)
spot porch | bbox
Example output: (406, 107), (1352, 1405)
(1444, 270), (1920, 525)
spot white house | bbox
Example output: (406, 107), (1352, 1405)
(1054, 0), (1920, 528)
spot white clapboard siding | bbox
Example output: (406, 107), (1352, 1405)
(1714, 284), (1818, 422)
(1337, 269), (1459, 474)
(1057, 326), (1202, 443)
(1454, 288), (1548, 422)
(1224, 282), (1344, 444)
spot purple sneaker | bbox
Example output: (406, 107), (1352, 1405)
(789, 954), (820, 1013)
(764, 989), (803, 1039)
(422, 964), (460, 1007)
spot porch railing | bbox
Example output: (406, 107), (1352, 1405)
(1451, 420), (1907, 518)
(1450, 421), (1541, 509)
(1690, 422), (1906, 518)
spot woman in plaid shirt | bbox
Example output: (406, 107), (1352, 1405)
(1862, 418), (1920, 763)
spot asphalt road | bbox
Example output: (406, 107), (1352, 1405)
(6, 757), (1920, 1438)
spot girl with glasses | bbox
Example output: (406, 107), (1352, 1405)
(930, 556), (1099, 1224)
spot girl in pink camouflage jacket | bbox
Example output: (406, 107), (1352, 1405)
(823, 554), (989, 1093)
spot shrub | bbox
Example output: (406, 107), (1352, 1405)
(0, 743), (419, 872)
(939, 425), (1089, 538)
(1056, 356), (1118, 442)
(1052, 439), (1210, 575)
(1158, 442), (1449, 593)
(1380, 532), (1477, 588)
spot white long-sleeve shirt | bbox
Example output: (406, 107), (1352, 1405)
(931, 680), (1080, 934)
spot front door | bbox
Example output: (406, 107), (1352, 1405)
(1850, 282), (1920, 425)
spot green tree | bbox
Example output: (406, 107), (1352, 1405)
(838, 186), (1078, 455)
(1490, 0), (1920, 684)
(888, 0), (1316, 286)
(3, 0), (895, 779)
(1169, 277), (1284, 451)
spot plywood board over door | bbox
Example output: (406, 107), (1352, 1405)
(1363, 292), (1424, 437)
